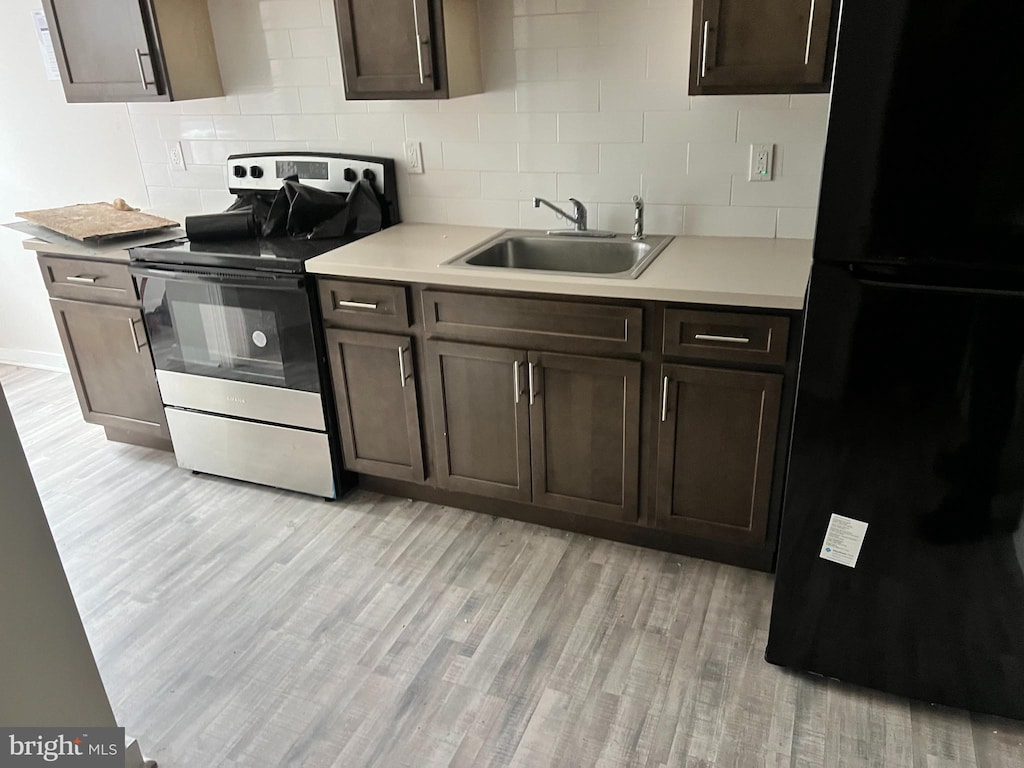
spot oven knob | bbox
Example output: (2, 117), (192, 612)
(362, 168), (376, 183)
(249, 165), (264, 179)
(343, 167), (357, 182)
(232, 165), (247, 178)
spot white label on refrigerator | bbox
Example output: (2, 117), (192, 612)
(819, 513), (869, 568)
(33, 11), (60, 81)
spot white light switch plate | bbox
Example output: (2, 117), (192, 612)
(749, 143), (774, 182)
(405, 140), (424, 174)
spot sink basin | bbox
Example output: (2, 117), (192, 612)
(445, 230), (673, 279)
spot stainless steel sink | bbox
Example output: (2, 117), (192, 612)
(445, 230), (673, 279)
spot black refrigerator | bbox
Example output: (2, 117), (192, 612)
(766, 0), (1024, 721)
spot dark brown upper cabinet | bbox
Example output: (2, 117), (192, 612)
(333, 0), (482, 100)
(690, 0), (836, 95)
(41, 0), (223, 103)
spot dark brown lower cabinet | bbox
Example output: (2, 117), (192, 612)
(530, 352), (641, 522)
(50, 299), (167, 440)
(424, 341), (641, 522)
(326, 328), (425, 482)
(655, 363), (782, 545)
(426, 341), (531, 501)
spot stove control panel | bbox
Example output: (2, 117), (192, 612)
(226, 153), (388, 196)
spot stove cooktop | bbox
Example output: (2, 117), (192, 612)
(130, 234), (354, 274)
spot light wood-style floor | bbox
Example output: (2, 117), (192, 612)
(3, 363), (1023, 767)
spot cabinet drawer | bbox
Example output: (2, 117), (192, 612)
(663, 309), (788, 366)
(422, 290), (643, 355)
(318, 278), (410, 331)
(38, 255), (138, 306)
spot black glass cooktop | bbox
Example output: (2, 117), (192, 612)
(129, 234), (352, 274)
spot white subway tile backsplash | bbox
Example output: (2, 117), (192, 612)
(260, 1), (322, 29)
(684, 206), (779, 238)
(516, 49), (558, 81)
(777, 208), (818, 239)
(557, 171), (641, 203)
(273, 114), (338, 141)
(129, 0), (828, 240)
(401, 197), (449, 224)
(443, 143), (518, 172)
(737, 108), (829, 144)
(408, 170), (481, 199)
(289, 28), (336, 57)
(556, 47), (646, 81)
(269, 58), (330, 87)
(406, 113), (479, 142)
(558, 112), (643, 143)
(298, 86), (367, 114)
(519, 143), (599, 173)
(480, 113), (557, 143)
(214, 116), (276, 141)
(687, 143), (750, 176)
(482, 172), (557, 200)
(730, 175), (822, 207)
(159, 116), (217, 141)
(643, 175), (732, 206)
(238, 89), (302, 114)
(337, 114), (406, 144)
(513, 14), (599, 48)
(446, 199), (519, 228)
(186, 140), (249, 166)
(600, 81), (688, 112)
(516, 81), (599, 112)
(645, 111), (738, 143)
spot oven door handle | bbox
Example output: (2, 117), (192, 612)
(129, 265), (305, 291)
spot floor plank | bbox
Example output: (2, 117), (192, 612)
(2, 364), (1023, 767)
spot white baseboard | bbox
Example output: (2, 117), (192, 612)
(0, 348), (69, 373)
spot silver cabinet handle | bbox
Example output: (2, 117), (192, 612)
(135, 48), (155, 90)
(694, 333), (750, 344)
(67, 275), (98, 284)
(513, 360), (521, 404)
(335, 299), (379, 310)
(398, 346), (408, 388)
(527, 361), (536, 406)
(701, 20), (710, 77)
(804, 0), (817, 65)
(412, 1), (426, 84)
(661, 375), (669, 422)
(129, 318), (144, 354)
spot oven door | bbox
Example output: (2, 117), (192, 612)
(130, 264), (320, 392)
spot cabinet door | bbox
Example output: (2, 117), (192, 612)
(326, 329), (425, 482)
(529, 353), (641, 522)
(691, 0), (834, 94)
(50, 299), (168, 437)
(43, 0), (166, 102)
(426, 341), (531, 502)
(655, 364), (782, 545)
(334, 0), (437, 98)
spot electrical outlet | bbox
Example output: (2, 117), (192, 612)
(749, 143), (774, 182)
(405, 140), (424, 174)
(168, 141), (186, 171)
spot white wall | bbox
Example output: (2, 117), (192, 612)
(133, 0), (828, 237)
(0, 0), (148, 370)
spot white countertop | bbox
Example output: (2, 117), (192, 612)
(306, 223), (814, 310)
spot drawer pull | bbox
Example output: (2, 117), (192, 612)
(661, 375), (669, 422)
(513, 360), (521, 404)
(528, 362), (536, 406)
(129, 318), (144, 353)
(694, 333), (750, 344)
(67, 275), (99, 284)
(398, 346), (408, 388)
(336, 299), (379, 311)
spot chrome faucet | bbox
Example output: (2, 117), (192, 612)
(632, 195), (645, 241)
(533, 197), (588, 232)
